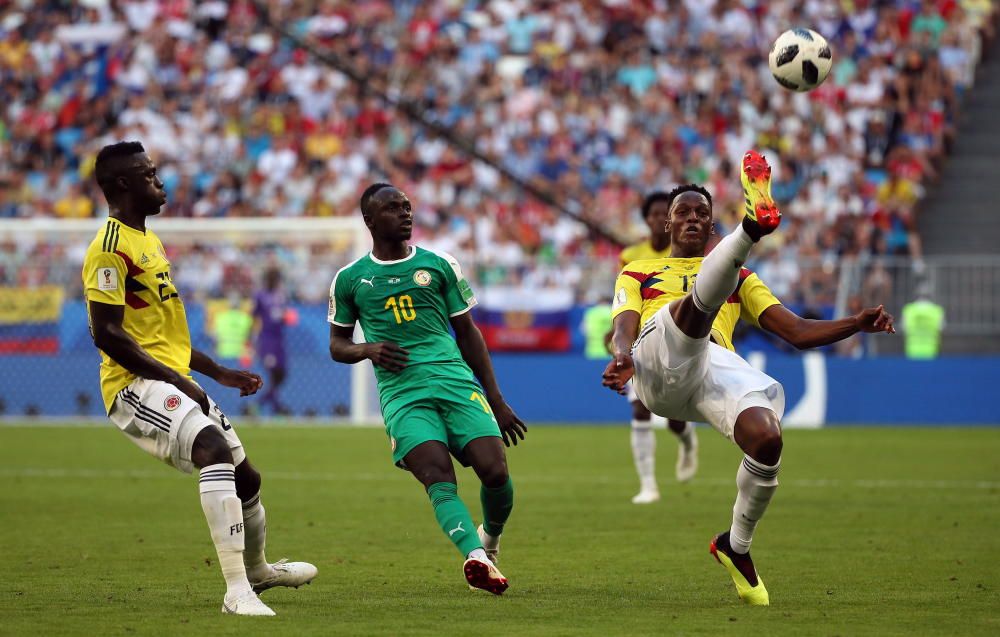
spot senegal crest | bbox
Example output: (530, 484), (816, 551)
(413, 270), (432, 286)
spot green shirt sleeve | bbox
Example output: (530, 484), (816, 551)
(436, 251), (477, 317)
(328, 266), (358, 326)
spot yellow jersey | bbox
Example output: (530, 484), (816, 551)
(612, 257), (781, 351)
(619, 240), (671, 271)
(82, 218), (192, 413)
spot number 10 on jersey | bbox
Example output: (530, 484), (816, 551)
(385, 295), (416, 324)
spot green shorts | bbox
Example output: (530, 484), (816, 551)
(382, 381), (501, 469)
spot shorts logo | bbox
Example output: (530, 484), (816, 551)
(390, 436), (397, 451)
(413, 270), (432, 286)
(164, 395), (182, 411)
(97, 267), (118, 291)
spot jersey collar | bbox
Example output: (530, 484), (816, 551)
(368, 245), (416, 265)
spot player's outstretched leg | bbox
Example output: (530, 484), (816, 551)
(709, 406), (781, 606)
(235, 461), (318, 594)
(629, 400), (659, 504)
(669, 420), (699, 483)
(465, 438), (514, 564)
(190, 427), (274, 616)
(688, 150), (781, 318)
(405, 441), (509, 595)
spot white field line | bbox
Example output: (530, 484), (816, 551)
(0, 467), (997, 491)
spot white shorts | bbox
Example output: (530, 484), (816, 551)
(631, 306), (785, 441)
(109, 378), (245, 474)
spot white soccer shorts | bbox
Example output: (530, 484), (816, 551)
(109, 378), (245, 474)
(630, 305), (785, 441)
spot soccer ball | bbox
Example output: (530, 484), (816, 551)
(768, 28), (833, 92)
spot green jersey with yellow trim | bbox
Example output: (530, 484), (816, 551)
(328, 246), (479, 412)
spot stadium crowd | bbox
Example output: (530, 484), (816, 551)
(0, 0), (995, 310)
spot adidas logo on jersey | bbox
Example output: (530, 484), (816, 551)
(140, 253), (150, 265)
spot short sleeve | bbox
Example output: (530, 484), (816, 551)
(83, 250), (127, 306)
(738, 272), (782, 327)
(610, 269), (643, 320)
(328, 267), (358, 326)
(436, 252), (477, 317)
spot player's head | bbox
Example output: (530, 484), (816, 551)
(264, 267), (281, 290)
(360, 182), (413, 242)
(94, 141), (165, 215)
(665, 184), (713, 255)
(641, 191), (672, 239)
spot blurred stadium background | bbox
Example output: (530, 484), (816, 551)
(0, 0), (998, 426)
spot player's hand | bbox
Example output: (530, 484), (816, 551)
(217, 368), (264, 397)
(855, 304), (896, 334)
(173, 375), (211, 415)
(601, 351), (634, 395)
(365, 341), (409, 372)
(491, 401), (527, 447)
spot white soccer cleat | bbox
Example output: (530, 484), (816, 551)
(676, 431), (699, 483)
(250, 558), (318, 594)
(631, 488), (661, 504)
(464, 556), (509, 595)
(477, 524), (500, 565)
(222, 589), (276, 616)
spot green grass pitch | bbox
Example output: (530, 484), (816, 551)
(1, 424), (998, 636)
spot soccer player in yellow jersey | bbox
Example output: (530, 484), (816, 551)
(617, 192), (698, 505)
(83, 142), (317, 616)
(603, 151), (896, 606)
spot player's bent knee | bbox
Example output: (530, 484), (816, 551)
(631, 402), (652, 421)
(235, 461), (262, 500)
(190, 426), (234, 468)
(479, 462), (509, 489)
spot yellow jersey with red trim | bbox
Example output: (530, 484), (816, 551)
(619, 240), (671, 270)
(611, 257), (781, 351)
(82, 218), (192, 413)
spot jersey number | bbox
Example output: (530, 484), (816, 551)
(156, 271), (179, 301)
(681, 274), (697, 292)
(469, 391), (492, 414)
(385, 295), (417, 324)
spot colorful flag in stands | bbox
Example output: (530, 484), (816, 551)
(0, 286), (64, 354)
(475, 286), (572, 352)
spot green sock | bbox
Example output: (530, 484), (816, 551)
(427, 482), (481, 556)
(480, 478), (514, 537)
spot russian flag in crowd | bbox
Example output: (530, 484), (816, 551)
(475, 286), (573, 352)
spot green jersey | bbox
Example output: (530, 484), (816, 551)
(328, 246), (479, 412)
(901, 299), (945, 359)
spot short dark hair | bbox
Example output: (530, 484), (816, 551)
(360, 182), (393, 218)
(665, 183), (712, 209)
(95, 141), (146, 197)
(640, 191), (671, 218)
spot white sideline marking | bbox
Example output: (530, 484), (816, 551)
(0, 468), (997, 491)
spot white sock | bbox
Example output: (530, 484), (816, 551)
(467, 547), (490, 562)
(673, 422), (696, 450)
(199, 463), (251, 596)
(630, 422), (657, 492)
(729, 455), (780, 554)
(241, 491), (269, 581)
(691, 225), (754, 313)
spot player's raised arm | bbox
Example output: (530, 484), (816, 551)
(89, 299), (211, 414)
(602, 309), (640, 394)
(450, 312), (527, 446)
(757, 303), (895, 350)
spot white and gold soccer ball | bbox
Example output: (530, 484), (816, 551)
(768, 28), (833, 92)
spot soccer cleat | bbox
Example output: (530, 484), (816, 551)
(709, 532), (769, 606)
(222, 589), (276, 616)
(250, 558), (318, 594)
(675, 431), (699, 483)
(631, 488), (661, 504)
(464, 556), (509, 595)
(740, 150), (781, 235)
(477, 524), (500, 565)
